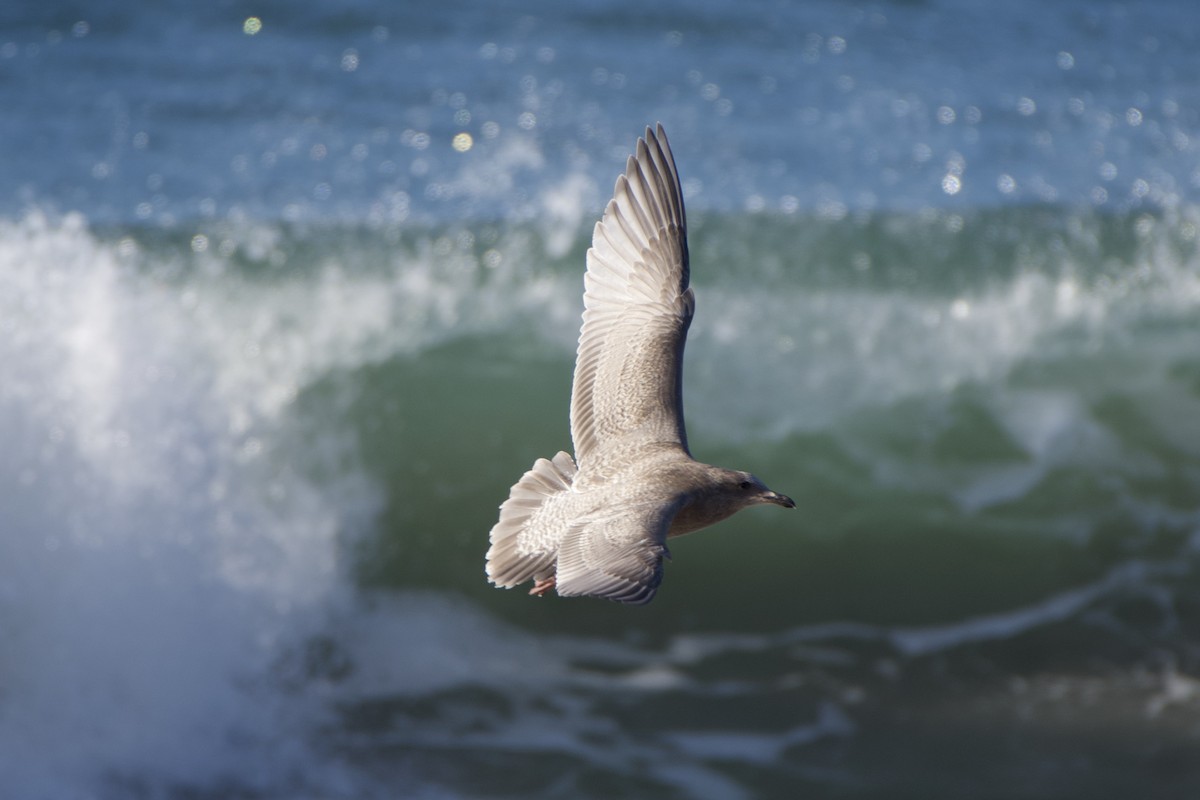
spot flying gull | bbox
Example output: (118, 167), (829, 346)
(485, 124), (794, 605)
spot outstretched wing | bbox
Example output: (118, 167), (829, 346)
(554, 501), (678, 605)
(570, 124), (694, 483)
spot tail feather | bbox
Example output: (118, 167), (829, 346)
(485, 451), (577, 588)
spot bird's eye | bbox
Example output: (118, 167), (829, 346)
(738, 480), (752, 490)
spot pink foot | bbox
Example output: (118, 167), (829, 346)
(529, 577), (556, 597)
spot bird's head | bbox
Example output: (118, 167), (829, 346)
(667, 464), (796, 538)
(723, 470), (795, 510)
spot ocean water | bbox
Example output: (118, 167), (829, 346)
(3, 1), (1200, 797)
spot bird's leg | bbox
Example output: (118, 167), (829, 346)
(529, 576), (556, 596)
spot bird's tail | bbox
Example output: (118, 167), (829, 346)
(485, 451), (577, 588)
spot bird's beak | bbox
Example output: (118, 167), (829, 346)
(765, 491), (795, 509)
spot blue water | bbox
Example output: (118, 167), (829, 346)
(3, 1), (1200, 797)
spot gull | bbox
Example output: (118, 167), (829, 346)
(485, 124), (794, 605)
